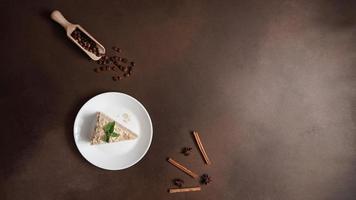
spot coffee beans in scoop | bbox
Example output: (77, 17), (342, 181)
(71, 28), (101, 56)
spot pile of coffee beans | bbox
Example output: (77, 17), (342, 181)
(93, 46), (135, 81)
(71, 28), (100, 56)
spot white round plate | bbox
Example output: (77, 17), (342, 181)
(73, 92), (153, 170)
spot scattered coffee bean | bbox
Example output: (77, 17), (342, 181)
(200, 174), (212, 185)
(112, 46), (122, 53)
(109, 56), (117, 62)
(173, 179), (184, 188)
(94, 68), (99, 73)
(181, 147), (192, 156)
(91, 45), (136, 81)
(97, 57), (105, 65)
(121, 58), (128, 63)
(116, 65), (123, 70)
(122, 66), (128, 73)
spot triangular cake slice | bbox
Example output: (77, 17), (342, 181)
(91, 112), (138, 145)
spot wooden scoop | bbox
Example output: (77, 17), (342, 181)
(50, 10), (105, 60)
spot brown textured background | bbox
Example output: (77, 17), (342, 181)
(0, 0), (356, 199)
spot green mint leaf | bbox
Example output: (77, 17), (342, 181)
(105, 134), (110, 142)
(103, 122), (115, 134)
(111, 132), (119, 137)
(102, 134), (108, 143)
(102, 122), (118, 142)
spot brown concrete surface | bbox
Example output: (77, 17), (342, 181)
(0, 0), (355, 199)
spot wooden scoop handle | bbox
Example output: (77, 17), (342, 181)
(50, 10), (72, 30)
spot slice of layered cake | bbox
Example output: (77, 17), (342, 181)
(91, 112), (138, 145)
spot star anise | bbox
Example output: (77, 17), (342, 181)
(173, 178), (184, 187)
(200, 174), (212, 185)
(181, 147), (192, 156)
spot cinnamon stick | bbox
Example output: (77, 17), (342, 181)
(168, 186), (201, 193)
(167, 158), (198, 179)
(193, 131), (211, 165)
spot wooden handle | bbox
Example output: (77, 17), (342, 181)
(50, 10), (71, 29)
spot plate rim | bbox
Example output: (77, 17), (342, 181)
(73, 92), (153, 170)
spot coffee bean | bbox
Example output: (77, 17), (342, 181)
(99, 66), (104, 71)
(112, 76), (117, 81)
(117, 76), (122, 80)
(124, 73), (130, 77)
(128, 66), (133, 74)
(122, 66), (128, 72)
(112, 46), (122, 53)
(121, 58), (128, 63)
(94, 68), (99, 73)
(111, 66), (116, 71)
(130, 61), (135, 66)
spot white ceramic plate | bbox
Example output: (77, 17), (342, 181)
(73, 92), (153, 170)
